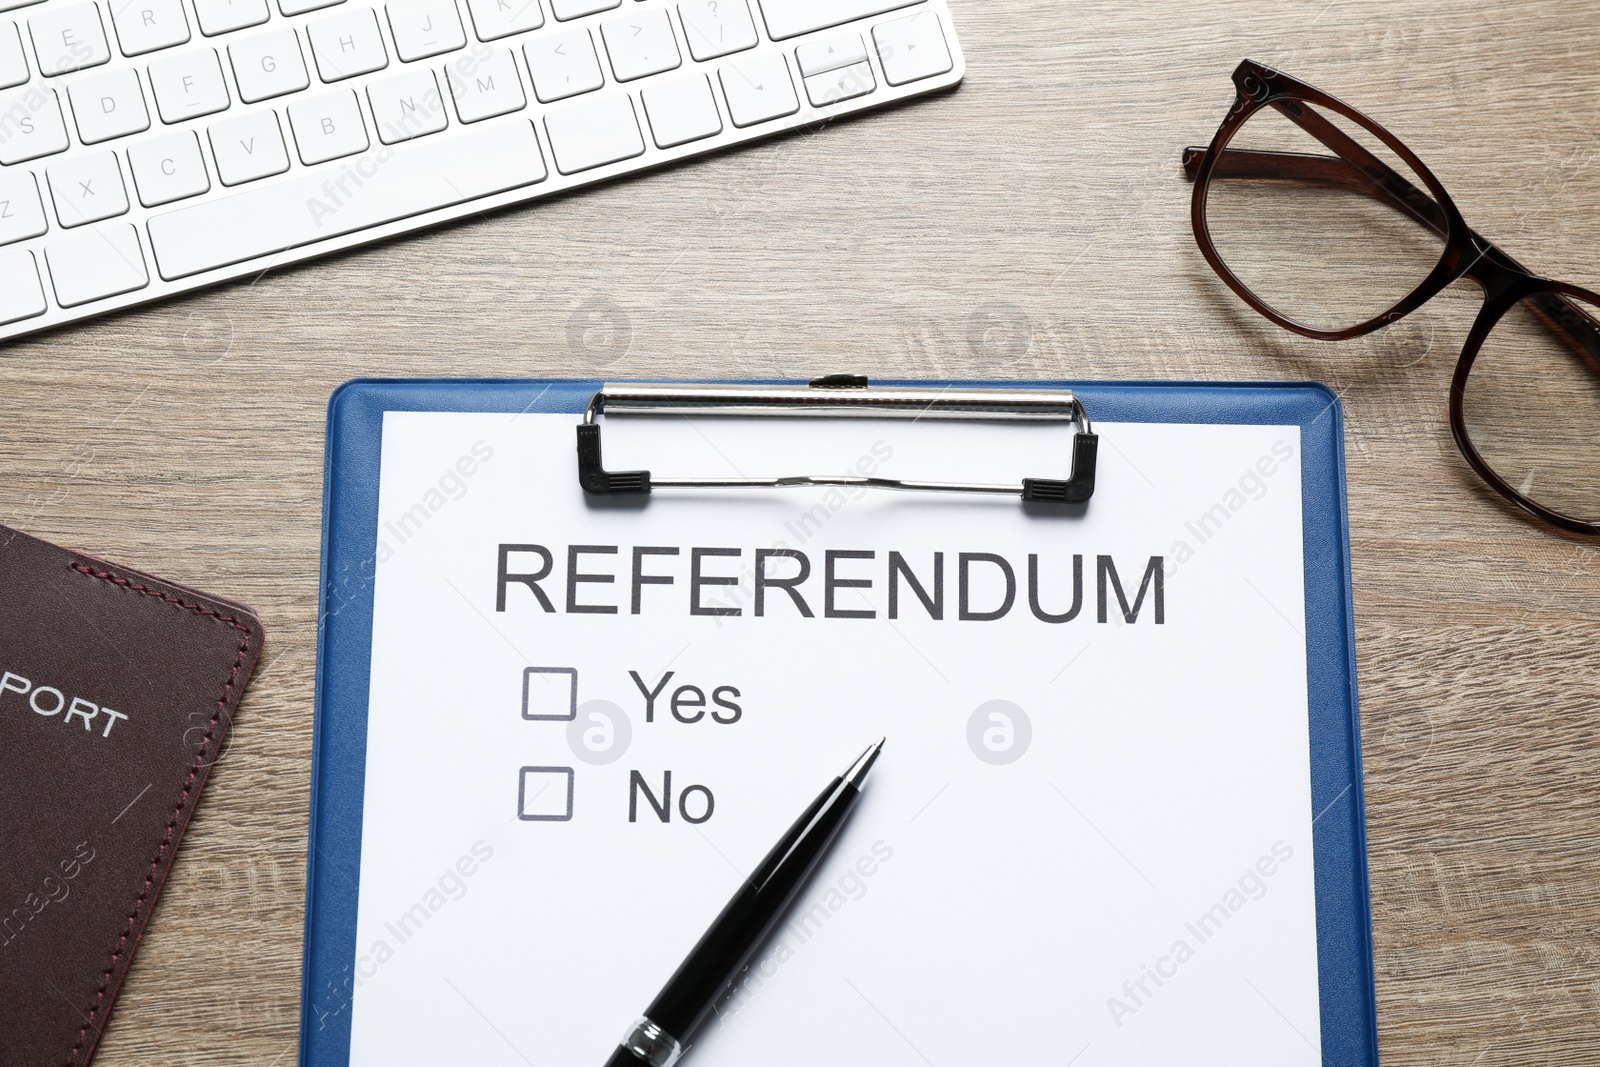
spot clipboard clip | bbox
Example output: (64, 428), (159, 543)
(576, 376), (1099, 504)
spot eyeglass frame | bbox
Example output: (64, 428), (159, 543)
(1183, 58), (1600, 536)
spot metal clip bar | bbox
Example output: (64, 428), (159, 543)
(576, 376), (1098, 505)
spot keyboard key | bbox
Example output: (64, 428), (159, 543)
(0, 21), (28, 87)
(549, 0), (615, 19)
(47, 151), (129, 226)
(444, 45), (521, 121)
(465, 0), (540, 42)
(600, 9), (677, 82)
(208, 108), (289, 183)
(128, 129), (210, 205)
(68, 66), (150, 142)
(308, 7), (387, 81)
(279, 0), (341, 15)
(543, 92), (640, 174)
(288, 88), (367, 162)
(677, 0), (755, 61)
(149, 47), (230, 121)
(386, 0), (463, 61)
(0, 169), (48, 245)
(873, 10), (950, 86)
(29, 1), (111, 74)
(719, 52), (796, 127)
(0, 0), (43, 13)
(641, 72), (718, 149)
(193, 0), (267, 35)
(110, 0), (189, 56)
(147, 119), (545, 278)
(804, 59), (872, 107)
(757, 0), (915, 40)
(523, 26), (599, 102)
(795, 31), (864, 76)
(0, 85), (67, 163)
(45, 222), (147, 304)
(368, 67), (446, 143)
(0, 249), (46, 324)
(230, 28), (309, 102)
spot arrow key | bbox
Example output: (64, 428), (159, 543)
(873, 10), (952, 86)
(719, 51), (797, 128)
(803, 60), (874, 108)
(796, 31), (866, 78)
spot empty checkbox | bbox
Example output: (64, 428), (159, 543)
(523, 666), (578, 721)
(518, 766), (575, 821)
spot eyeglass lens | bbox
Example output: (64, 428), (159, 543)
(1461, 292), (1600, 525)
(1202, 99), (1448, 334)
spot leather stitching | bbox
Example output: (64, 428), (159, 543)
(63, 562), (255, 1067)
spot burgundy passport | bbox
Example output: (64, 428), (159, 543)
(0, 525), (265, 1067)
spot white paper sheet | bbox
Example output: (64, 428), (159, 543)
(347, 410), (1321, 1066)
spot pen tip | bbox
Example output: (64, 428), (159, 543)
(845, 738), (884, 788)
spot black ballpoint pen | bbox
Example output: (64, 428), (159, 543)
(603, 738), (885, 1067)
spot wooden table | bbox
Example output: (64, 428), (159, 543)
(4, 1), (1597, 1063)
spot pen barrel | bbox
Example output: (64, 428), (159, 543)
(643, 777), (861, 1044)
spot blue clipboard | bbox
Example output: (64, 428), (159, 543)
(302, 377), (1377, 1066)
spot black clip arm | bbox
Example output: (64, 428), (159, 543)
(576, 422), (651, 495)
(1022, 430), (1099, 504)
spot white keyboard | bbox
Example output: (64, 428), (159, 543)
(0, 0), (963, 339)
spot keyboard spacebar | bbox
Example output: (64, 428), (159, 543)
(758, 0), (921, 40)
(147, 122), (547, 281)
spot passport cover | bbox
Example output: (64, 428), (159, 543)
(0, 524), (265, 1067)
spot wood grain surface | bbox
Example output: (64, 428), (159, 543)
(3, 1), (1598, 1064)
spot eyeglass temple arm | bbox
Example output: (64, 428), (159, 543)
(1182, 130), (1600, 363)
(1180, 143), (1452, 237)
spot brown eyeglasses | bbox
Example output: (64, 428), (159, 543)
(1184, 59), (1600, 536)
